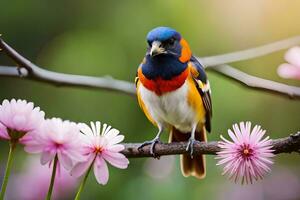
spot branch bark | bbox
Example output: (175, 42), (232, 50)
(122, 132), (300, 158)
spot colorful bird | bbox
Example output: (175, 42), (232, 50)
(135, 27), (212, 179)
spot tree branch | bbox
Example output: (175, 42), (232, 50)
(0, 66), (28, 77)
(200, 35), (300, 67)
(211, 64), (300, 99)
(1, 36), (300, 99)
(0, 38), (136, 96)
(122, 132), (300, 158)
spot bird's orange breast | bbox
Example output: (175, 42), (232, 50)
(138, 67), (189, 96)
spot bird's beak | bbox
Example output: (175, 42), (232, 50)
(150, 41), (165, 57)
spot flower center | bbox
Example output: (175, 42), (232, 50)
(94, 147), (103, 154)
(7, 128), (26, 142)
(55, 143), (62, 148)
(240, 144), (253, 158)
(243, 149), (250, 155)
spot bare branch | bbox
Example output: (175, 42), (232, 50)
(211, 64), (300, 99)
(122, 132), (300, 158)
(0, 66), (28, 77)
(201, 35), (300, 67)
(0, 38), (136, 96)
(1, 36), (300, 99)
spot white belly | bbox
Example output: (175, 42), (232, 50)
(139, 81), (197, 133)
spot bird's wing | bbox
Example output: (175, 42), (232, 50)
(135, 71), (139, 87)
(189, 56), (212, 132)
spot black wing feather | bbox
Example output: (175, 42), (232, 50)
(190, 56), (212, 132)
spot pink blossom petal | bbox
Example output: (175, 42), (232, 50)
(90, 121), (98, 136)
(257, 137), (272, 148)
(220, 135), (234, 145)
(216, 155), (235, 166)
(232, 124), (243, 142)
(101, 124), (112, 136)
(0, 123), (9, 139)
(58, 151), (73, 170)
(277, 63), (300, 79)
(107, 135), (124, 146)
(284, 46), (300, 68)
(249, 125), (259, 142)
(250, 126), (262, 144)
(227, 130), (239, 144)
(257, 156), (274, 165)
(41, 151), (56, 165)
(24, 143), (43, 153)
(245, 122), (252, 141)
(19, 132), (35, 145)
(78, 123), (93, 137)
(239, 122), (248, 142)
(71, 154), (95, 177)
(105, 128), (120, 140)
(95, 121), (101, 135)
(106, 144), (125, 152)
(12, 115), (26, 130)
(93, 157), (109, 185)
(102, 152), (129, 169)
(65, 149), (86, 162)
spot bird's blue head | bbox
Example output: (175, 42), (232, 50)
(145, 27), (191, 63)
(147, 27), (181, 44)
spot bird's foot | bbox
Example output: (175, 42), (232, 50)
(186, 138), (196, 159)
(138, 138), (161, 158)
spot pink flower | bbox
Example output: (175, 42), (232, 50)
(71, 121), (129, 185)
(277, 46), (300, 80)
(216, 122), (274, 184)
(0, 99), (45, 144)
(7, 156), (78, 200)
(25, 118), (84, 170)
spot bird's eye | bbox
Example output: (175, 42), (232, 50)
(147, 41), (152, 47)
(167, 38), (175, 46)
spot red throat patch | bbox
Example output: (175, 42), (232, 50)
(138, 67), (189, 95)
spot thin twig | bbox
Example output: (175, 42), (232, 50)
(200, 35), (300, 67)
(211, 64), (300, 99)
(122, 132), (300, 158)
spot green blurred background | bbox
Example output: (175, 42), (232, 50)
(1, 0), (300, 199)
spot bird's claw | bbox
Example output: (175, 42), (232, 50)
(138, 138), (161, 158)
(186, 138), (196, 159)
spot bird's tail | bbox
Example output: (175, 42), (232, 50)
(169, 126), (207, 179)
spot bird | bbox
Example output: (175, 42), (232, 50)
(135, 27), (212, 179)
